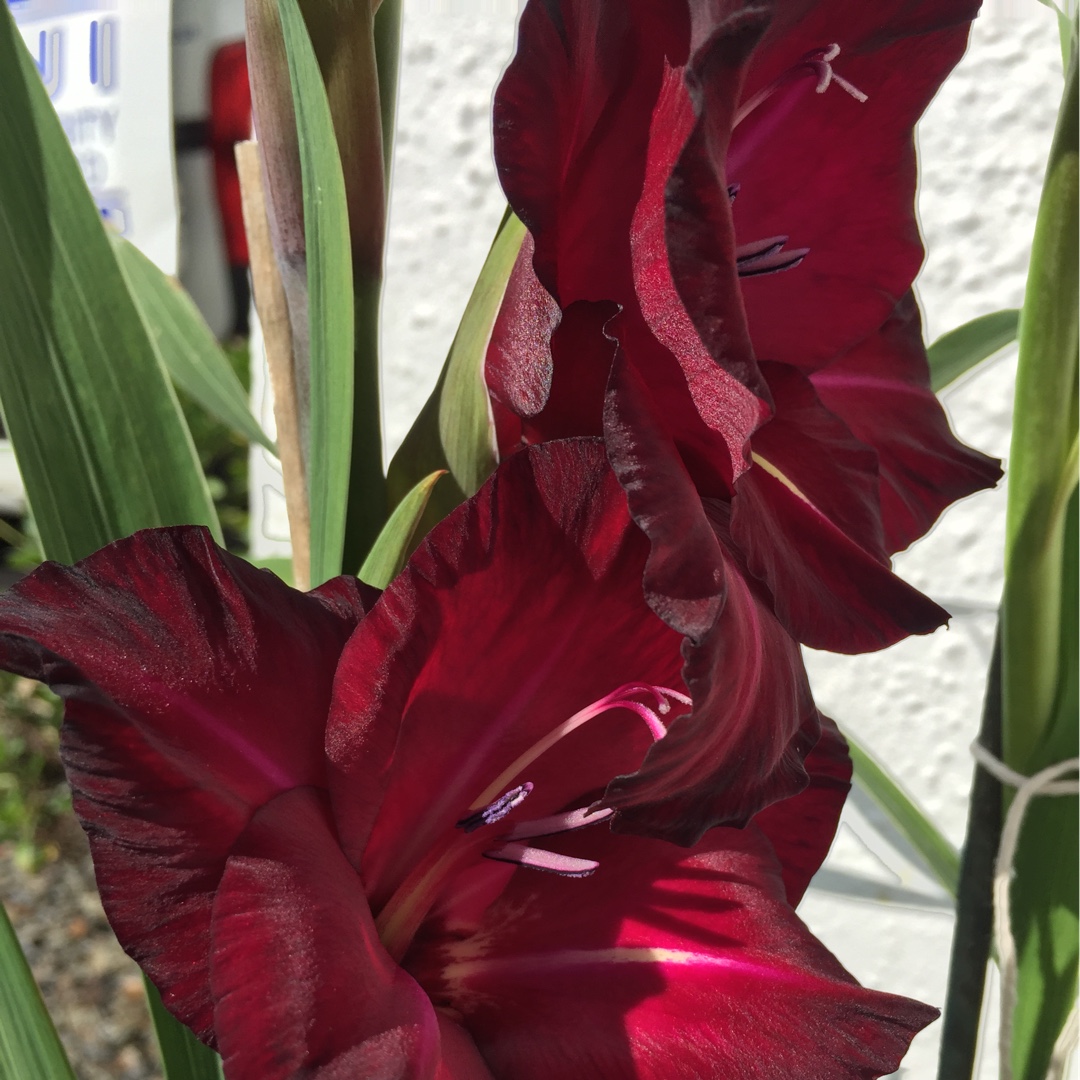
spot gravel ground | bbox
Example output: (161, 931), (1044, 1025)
(1, 819), (162, 1080)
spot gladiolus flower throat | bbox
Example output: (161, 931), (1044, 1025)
(375, 682), (690, 960)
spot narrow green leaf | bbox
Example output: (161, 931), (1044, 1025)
(292, 0), (389, 574)
(373, 0), (403, 194)
(388, 208), (525, 520)
(0, 6), (221, 564)
(112, 236), (275, 453)
(1001, 44), (1079, 1080)
(927, 309), (1020, 392)
(143, 979), (224, 1080)
(847, 733), (960, 897)
(440, 211), (525, 496)
(0, 902), (76, 1080)
(344, 275), (388, 578)
(1033, 0), (1076, 70)
(277, 0), (356, 586)
(359, 470), (445, 588)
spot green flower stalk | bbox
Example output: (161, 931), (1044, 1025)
(999, 39), (1078, 1080)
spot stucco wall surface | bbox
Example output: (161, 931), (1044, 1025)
(379, 4), (1069, 1078)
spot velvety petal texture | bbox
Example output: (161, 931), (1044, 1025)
(730, 463), (950, 654)
(493, 0), (688, 306)
(0, 529), (372, 1039)
(661, 2), (768, 400)
(809, 293), (1003, 553)
(211, 787), (441, 1080)
(603, 353), (730, 641)
(411, 823), (936, 1079)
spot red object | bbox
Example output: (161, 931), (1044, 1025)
(488, 0), (1001, 653)
(209, 40), (252, 267)
(0, 443), (936, 1077)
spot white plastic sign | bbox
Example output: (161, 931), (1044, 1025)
(8, 0), (178, 273)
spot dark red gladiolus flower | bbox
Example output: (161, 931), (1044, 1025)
(0, 442), (936, 1076)
(488, 0), (1001, 652)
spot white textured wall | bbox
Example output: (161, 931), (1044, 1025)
(380, 4), (1066, 1078)
(381, 4), (520, 448)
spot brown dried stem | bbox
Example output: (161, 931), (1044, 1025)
(235, 139), (311, 591)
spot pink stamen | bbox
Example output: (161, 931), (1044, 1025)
(504, 805), (616, 842)
(483, 842), (599, 878)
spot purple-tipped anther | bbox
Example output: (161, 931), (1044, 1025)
(457, 782), (534, 834)
(736, 235), (810, 278)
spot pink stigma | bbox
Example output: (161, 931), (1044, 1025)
(734, 43), (868, 129)
(809, 44), (868, 102)
(469, 682), (690, 814)
(595, 682), (693, 740)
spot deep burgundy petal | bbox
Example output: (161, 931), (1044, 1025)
(662, 5), (769, 399)
(491, 1), (768, 481)
(326, 440), (683, 909)
(525, 300), (619, 443)
(484, 231), (561, 428)
(493, 0), (688, 306)
(730, 464), (950, 653)
(413, 821), (937, 1079)
(603, 354), (729, 641)
(0, 527), (371, 1038)
(728, 1), (981, 370)
(491, 1), (994, 644)
(630, 63), (767, 473)
(210, 786), (445, 1080)
(753, 715), (852, 906)
(752, 360), (887, 561)
(810, 294), (1002, 553)
(604, 529), (819, 844)
(485, 255), (618, 453)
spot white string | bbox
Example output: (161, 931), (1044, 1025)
(1049, 1008), (1080, 1080)
(970, 743), (1080, 1080)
